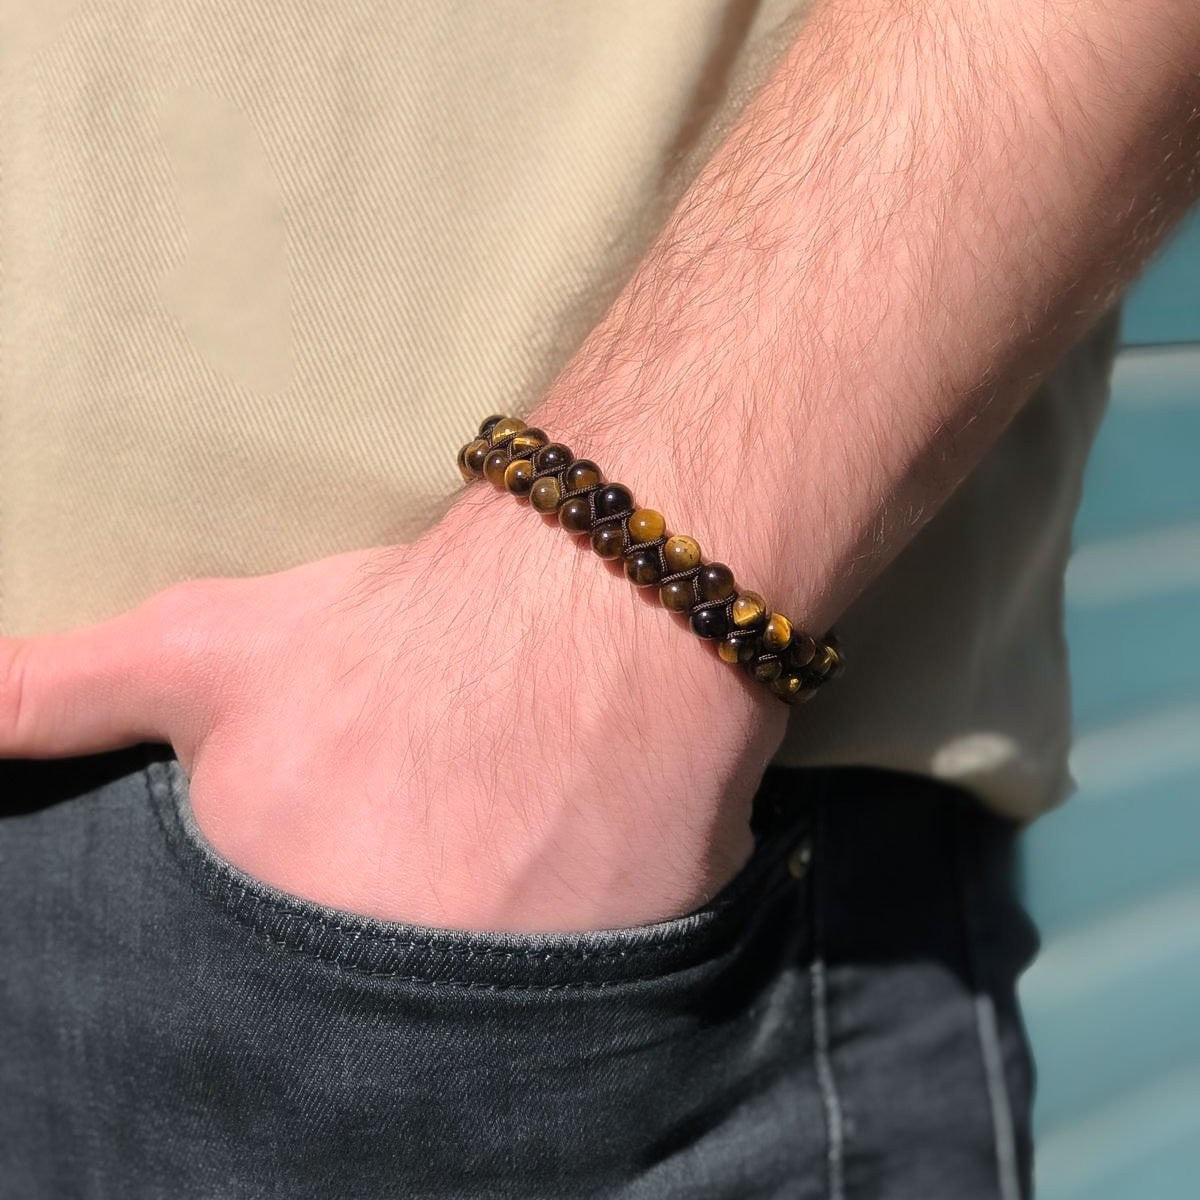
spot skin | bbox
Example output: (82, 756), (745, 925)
(1, 0), (1198, 931)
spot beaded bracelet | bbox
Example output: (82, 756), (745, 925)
(456, 414), (844, 704)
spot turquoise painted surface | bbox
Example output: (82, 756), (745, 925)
(1119, 208), (1200, 345)
(1019, 205), (1200, 1199)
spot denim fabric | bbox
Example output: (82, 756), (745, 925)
(0, 747), (1039, 1198)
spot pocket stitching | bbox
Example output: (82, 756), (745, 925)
(144, 755), (800, 988)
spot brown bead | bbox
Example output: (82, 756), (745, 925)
(504, 458), (535, 496)
(752, 657), (782, 683)
(663, 535), (702, 572)
(558, 496), (592, 533)
(658, 579), (695, 613)
(478, 413), (507, 438)
(762, 613), (793, 652)
(689, 605), (730, 640)
(489, 416), (526, 444)
(591, 525), (625, 559)
(626, 508), (666, 544)
(717, 638), (741, 664)
(718, 633), (759, 665)
(564, 459), (603, 491)
(483, 448), (511, 486)
(825, 645), (845, 679)
(784, 632), (817, 671)
(624, 550), (662, 587)
(698, 562), (735, 603)
(529, 476), (562, 513)
(769, 674), (805, 702)
(809, 642), (842, 678)
(464, 438), (491, 475)
(731, 589), (767, 628)
(534, 443), (573, 473)
(456, 444), (474, 482)
(593, 484), (634, 520)
(510, 427), (548, 456)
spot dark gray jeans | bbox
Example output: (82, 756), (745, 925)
(0, 746), (1038, 1198)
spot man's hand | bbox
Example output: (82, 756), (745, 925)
(0, 490), (780, 932)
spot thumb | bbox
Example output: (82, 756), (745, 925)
(0, 583), (212, 760)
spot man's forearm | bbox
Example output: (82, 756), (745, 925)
(424, 0), (1200, 915)
(509, 0), (1199, 639)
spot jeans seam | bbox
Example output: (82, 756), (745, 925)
(810, 772), (846, 1200)
(953, 803), (1024, 1200)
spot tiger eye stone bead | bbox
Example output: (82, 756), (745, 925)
(752, 657), (783, 683)
(456, 444), (474, 481)
(624, 550), (662, 587)
(591, 524), (625, 559)
(483, 448), (510, 486)
(464, 438), (491, 475)
(690, 605), (730, 640)
(731, 589), (767, 628)
(809, 642), (842, 678)
(627, 508), (666, 544)
(717, 633), (759, 665)
(770, 673), (806, 702)
(529, 475), (562, 513)
(478, 414), (507, 438)
(593, 484), (634, 520)
(658, 578), (695, 613)
(558, 496), (592, 533)
(534, 443), (573, 473)
(564, 459), (603, 491)
(762, 613), (793, 652)
(824, 645), (845, 679)
(719, 632), (760, 665)
(509, 427), (548, 456)
(504, 458), (535, 496)
(698, 562), (736, 603)
(663, 535), (702, 572)
(784, 632), (817, 671)
(488, 416), (526, 445)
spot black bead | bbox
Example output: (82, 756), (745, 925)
(478, 414), (507, 438)
(624, 549), (662, 587)
(464, 439), (491, 474)
(594, 484), (634, 520)
(690, 605), (730, 640)
(558, 496), (592, 533)
(535, 443), (573, 473)
(698, 562), (736, 603)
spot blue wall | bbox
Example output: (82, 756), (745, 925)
(1019, 207), (1200, 1200)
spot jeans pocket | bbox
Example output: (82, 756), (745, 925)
(145, 754), (811, 992)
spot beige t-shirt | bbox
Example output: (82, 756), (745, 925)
(0, 0), (1119, 821)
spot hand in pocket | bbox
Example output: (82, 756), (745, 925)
(0, 495), (784, 932)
